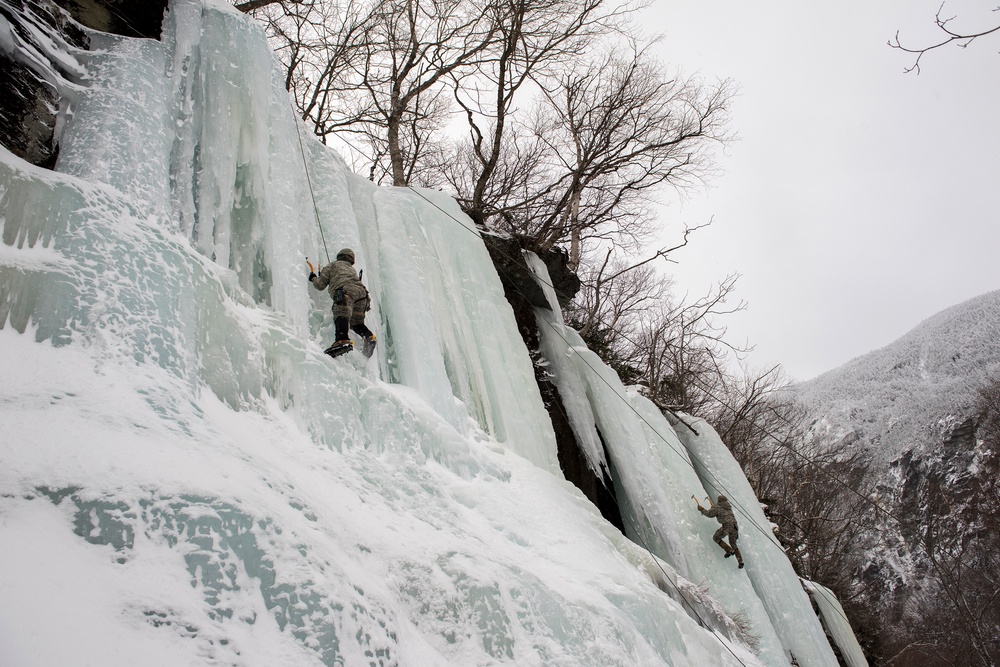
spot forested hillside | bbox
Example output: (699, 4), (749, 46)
(788, 290), (1000, 666)
(793, 289), (1000, 464)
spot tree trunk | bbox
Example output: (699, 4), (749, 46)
(568, 186), (582, 270)
(235, 0), (292, 13)
(387, 113), (406, 186)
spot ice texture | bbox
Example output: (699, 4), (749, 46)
(803, 580), (869, 667)
(527, 253), (790, 667)
(676, 417), (841, 666)
(0, 0), (859, 665)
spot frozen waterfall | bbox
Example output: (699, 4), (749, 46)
(0, 0), (863, 665)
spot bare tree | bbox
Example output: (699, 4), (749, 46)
(889, 2), (1000, 73)
(531, 45), (733, 268)
(569, 220), (707, 342)
(235, 0), (302, 13)
(711, 366), (802, 498)
(449, 41), (734, 269)
(254, 0), (496, 184)
(562, 251), (671, 386)
(254, 0), (378, 143)
(622, 273), (747, 414)
(355, 0), (497, 185)
(572, 254), (668, 342)
(451, 0), (625, 227)
(251, 0), (732, 260)
(778, 444), (876, 590)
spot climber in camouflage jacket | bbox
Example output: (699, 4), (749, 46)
(699, 495), (744, 568)
(309, 247), (376, 357)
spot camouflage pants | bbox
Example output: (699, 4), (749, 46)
(332, 283), (369, 326)
(713, 523), (739, 550)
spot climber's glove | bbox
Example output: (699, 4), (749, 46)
(308, 272), (317, 281)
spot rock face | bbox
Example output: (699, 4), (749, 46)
(1, 0), (87, 167)
(859, 428), (1000, 664)
(53, 0), (168, 38)
(0, 52), (60, 168)
(482, 233), (624, 533)
(0, 0), (167, 168)
(789, 290), (1000, 664)
(481, 233), (580, 311)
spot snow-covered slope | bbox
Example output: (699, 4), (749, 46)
(1, 1), (850, 664)
(791, 289), (1000, 462)
(788, 289), (1000, 662)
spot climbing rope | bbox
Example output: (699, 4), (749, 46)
(291, 102), (331, 264)
(400, 185), (865, 635)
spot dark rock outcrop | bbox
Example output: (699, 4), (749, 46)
(0, 53), (61, 169)
(939, 414), (978, 451)
(855, 412), (999, 664)
(0, 0), (167, 168)
(483, 232), (624, 533)
(53, 0), (167, 39)
(0, 0), (88, 167)
(482, 233), (580, 310)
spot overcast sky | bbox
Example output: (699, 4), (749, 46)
(639, 0), (1000, 381)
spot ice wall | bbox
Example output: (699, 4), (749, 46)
(528, 254), (823, 667)
(0, 0), (862, 664)
(803, 580), (869, 667)
(676, 417), (841, 666)
(24, 0), (559, 472)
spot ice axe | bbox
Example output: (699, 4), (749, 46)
(691, 494), (703, 510)
(306, 257), (316, 273)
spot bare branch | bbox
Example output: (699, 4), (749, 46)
(889, 2), (1000, 73)
(235, 0), (301, 13)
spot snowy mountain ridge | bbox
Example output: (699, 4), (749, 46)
(785, 290), (1000, 663)
(791, 289), (1000, 462)
(1, 1), (862, 665)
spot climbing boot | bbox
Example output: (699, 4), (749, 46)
(325, 340), (353, 358)
(351, 322), (377, 358)
(361, 333), (377, 358)
(334, 316), (350, 342)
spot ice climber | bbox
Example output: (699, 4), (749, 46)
(697, 495), (744, 569)
(309, 248), (377, 358)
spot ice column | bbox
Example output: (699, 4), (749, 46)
(526, 253), (791, 667)
(803, 580), (869, 667)
(678, 416), (840, 666)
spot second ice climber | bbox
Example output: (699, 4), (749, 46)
(698, 495), (744, 569)
(309, 248), (377, 358)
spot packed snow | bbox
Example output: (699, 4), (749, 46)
(0, 0), (861, 664)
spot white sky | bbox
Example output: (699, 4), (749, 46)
(640, 0), (1000, 381)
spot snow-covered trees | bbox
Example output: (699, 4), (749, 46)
(877, 377), (1000, 666)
